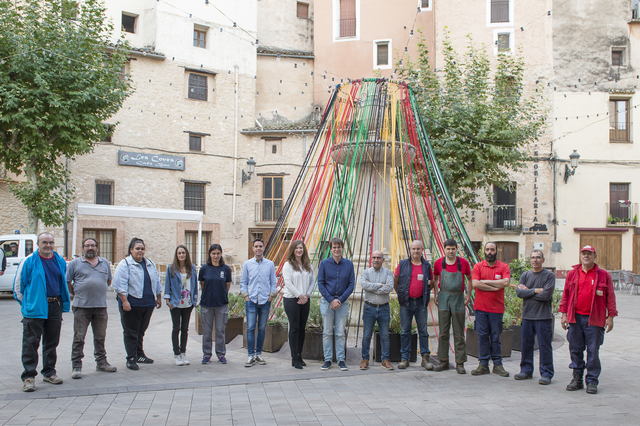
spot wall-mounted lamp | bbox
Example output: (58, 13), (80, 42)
(242, 157), (256, 187)
(563, 150), (580, 183)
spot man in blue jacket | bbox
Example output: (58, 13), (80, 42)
(14, 233), (70, 392)
(317, 237), (355, 371)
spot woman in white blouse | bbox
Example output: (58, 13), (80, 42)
(282, 240), (315, 369)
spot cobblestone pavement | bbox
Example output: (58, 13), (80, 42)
(0, 291), (638, 425)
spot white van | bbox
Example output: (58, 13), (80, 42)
(0, 234), (38, 292)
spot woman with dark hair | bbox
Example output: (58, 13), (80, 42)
(164, 245), (198, 366)
(282, 240), (315, 369)
(197, 244), (232, 364)
(113, 238), (162, 370)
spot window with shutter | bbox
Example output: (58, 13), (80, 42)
(188, 74), (208, 101)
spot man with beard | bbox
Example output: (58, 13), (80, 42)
(470, 242), (511, 377)
(66, 238), (117, 379)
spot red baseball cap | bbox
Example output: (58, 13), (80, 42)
(580, 245), (596, 254)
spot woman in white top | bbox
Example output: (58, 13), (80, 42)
(282, 240), (315, 369)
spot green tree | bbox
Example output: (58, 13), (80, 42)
(0, 0), (131, 232)
(398, 32), (546, 211)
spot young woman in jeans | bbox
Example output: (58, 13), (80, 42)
(282, 240), (315, 369)
(164, 245), (198, 366)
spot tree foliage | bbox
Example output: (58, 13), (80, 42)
(0, 0), (131, 231)
(398, 32), (546, 211)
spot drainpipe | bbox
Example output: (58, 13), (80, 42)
(232, 65), (239, 223)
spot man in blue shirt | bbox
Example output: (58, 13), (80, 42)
(317, 237), (355, 371)
(14, 233), (70, 392)
(241, 239), (277, 367)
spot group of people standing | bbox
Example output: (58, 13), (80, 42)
(13, 233), (617, 397)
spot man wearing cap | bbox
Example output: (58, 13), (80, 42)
(559, 245), (617, 395)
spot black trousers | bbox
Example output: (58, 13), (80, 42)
(283, 297), (310, 360)
(21, 298), (63, 380)
(170, 306), (193, 355)
(119, 306), (154, 361)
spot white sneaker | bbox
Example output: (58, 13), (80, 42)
(174, 354), (184, 366)
(181, 353), (190, 365)
(245, 356), (256, 367)
(255, 355), (266, 365)
(71, 368), (82, 379)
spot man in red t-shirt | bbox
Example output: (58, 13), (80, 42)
(559, 245), (617, 395)
(470, 242), (511, 377)
(432, 239), (472, 374)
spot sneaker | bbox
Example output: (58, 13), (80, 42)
(471, 364), (490, 375)
(456, 363), (466, 374)
(586, 383), (598, 394)
(359, 360), (369, 370)
(492, 365), (510, 377)
(43, 374), (63, 384)
(320, 361), (331, 371)
(514, 372), (532, 380)
(175, 354), (185, 366)
(398, 360), (410, 369)
(421, 355), (434, 371)
(137, 355), (154, 364)
(381, 360), (394, 370)
(255, 354), (266, 365)
(96, 362), (117, 372)
(22, 378), (35, 392)
(245, 356), (256, 367)
(338, 361), (348, 371)
(218, 356), (227, 364)
(202, 356), (211, 364)
(539, 376), (552, 385)
(126, 360), (139, 370)
(433, 361), (450, 372)
(181, 353), (190, 365)
(71, 368), (82, 379)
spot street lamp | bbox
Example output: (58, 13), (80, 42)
(564, 150), (580, 183)
(242, 157), (256, 187)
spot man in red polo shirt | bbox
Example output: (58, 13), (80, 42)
(559, 245), (617, 395)
(470, 242), (511, 377)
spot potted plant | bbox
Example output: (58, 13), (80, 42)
(301, 298), (325, 360)
(243, 305), (288, 353)
(372, 298), (418, 362)
(465, 317), (513, 358)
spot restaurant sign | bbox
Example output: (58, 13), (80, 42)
(118, 150), (185, 171)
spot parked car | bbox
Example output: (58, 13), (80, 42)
(0, 234), (37, 292)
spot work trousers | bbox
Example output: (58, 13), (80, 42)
(568, 313), (605, 385)
(72, 307), (109, 368)
(399, 297), (430, 361)
(520, 318), (554, 379)
(475, 309), (504, 366)
(21, 297), (63, 380)
(437, 308), (467, 364)
(201, 305), (228, 358)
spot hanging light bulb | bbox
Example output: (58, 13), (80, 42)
(410, 30), (414, 39)
(276, 53), (281, 62)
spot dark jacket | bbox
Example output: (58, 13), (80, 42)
(397, 257), (432, 306)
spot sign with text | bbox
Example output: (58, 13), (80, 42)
(118, 151), (185, 171)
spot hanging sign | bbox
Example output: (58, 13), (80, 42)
(118, 150), (185, 170)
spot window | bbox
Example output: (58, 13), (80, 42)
(297, 2), (309, 19)
(420, 0), (429, 8)
(491, 0), (510, 23)
(121, 13), (136, 33)
(497, 33), (510, 53)
(272, 144), (277, 154)
(612, 49), (624, 66)
(185, 231), (211, 265)
(188, 73), (208, 101)
(82, 229), (116, 263)
(492, 183), (517, 229)
(184, 183), (206, 212)
(376, 42), (389, 67)
(189, 135), (202, 151)
(339, 0), (356, 38)
(262, 177), (283, 222)
(95, 180), (114, 205)
(609, 99), (630, 143)
(102, 124), (114, 143)
(610, 183), (630, 220)
(193, 27), (206, 48)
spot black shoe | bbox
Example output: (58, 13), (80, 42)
(338, 361), (348, 371)
(514, 372), (533, 380)
(586, 383), (598, 394)
(126, 360), (139, 370)
(566, 371), (584, 391)
(321, 361), (331, 371)
(137, 356), (154, 364)
(293, 358), (303, 370)
(539, 377), (552, 385)
(301, 359), (306, 367)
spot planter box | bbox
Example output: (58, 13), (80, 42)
(243, 322), (288, 353)
(194, 311), (244, 344)
(373, 332), (417, 362)
(466, 328), (512, 358)
(301, 330), (348, 361)
(510, 319), (555, 352)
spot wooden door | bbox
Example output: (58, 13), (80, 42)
(248, 228), (273, 259)
(633, 235), (640, 274)
(579, 234), (622, 271)
(495, 241), (518, 265)
(247, 228), (294, 267)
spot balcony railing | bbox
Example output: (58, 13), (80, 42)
(255, 202), (282, 223)
(491, 0), (510, 23)
(338, 18), (356, 37)
(486, 205), (522, 233)
(610, 121), (631, 143)
(606, 202), (638, 226)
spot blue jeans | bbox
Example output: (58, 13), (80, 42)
(320, 298), (349, 362)
(568, 313), (605, 385)
(361, 303), (390, 361)
(475, 309), (504, 366)
(246, 300), (271, 356)
(520, 318), (554, 378)
(399, 298), (430, 361)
